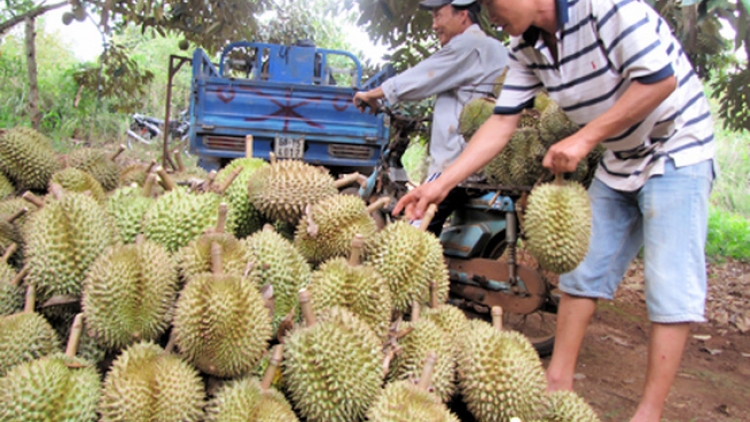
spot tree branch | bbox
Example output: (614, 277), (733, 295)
(0, 1), (69, 36)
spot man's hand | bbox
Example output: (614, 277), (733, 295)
(392, 180), (450, 220)
(542, 133), (597, 174)
(353, 91), (380, 114)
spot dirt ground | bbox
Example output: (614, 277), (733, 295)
(540, 259), (750, 422)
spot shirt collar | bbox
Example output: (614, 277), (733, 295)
(521, 0), (570, 46)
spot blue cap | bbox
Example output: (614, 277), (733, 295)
(419, 0), (477, 10)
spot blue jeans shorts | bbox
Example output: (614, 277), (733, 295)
(558, 159), (714, 323)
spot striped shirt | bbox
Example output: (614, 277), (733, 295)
(494, 0), (715, 191)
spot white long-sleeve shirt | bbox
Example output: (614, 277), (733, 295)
(381, 24), (509, 176)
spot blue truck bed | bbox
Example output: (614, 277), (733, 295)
(189, 41), (393, 174)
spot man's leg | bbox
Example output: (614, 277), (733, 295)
(630, 322), (690, 422)
(545, 292), (597, 391)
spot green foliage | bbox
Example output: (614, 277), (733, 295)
(706, 208), (750, 262)
(710, 127), (750, 217)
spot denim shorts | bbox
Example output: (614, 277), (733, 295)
(558, 159), (714, 323)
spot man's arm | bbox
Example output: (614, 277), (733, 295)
(393, 112), (520, 219)
(543, 75), (677, 173)
(353, 86), (385, 113)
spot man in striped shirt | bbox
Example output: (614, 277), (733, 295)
(394, 0), (715, 420)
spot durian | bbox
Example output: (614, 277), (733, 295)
(98, 341), (205, 421)
(0, 126), (61, 191)
(538, 101), (579, 148)
(0, 172), (13, 200)
(50, 167), (106, 203)
(538, 390), (601, 422)
(215, 157), (267, 238)
(525, 177), (591, 274)
(106, 174), (157, 244)
(0, 248), (24, 316)
(65, 145), (123, 191)
(459, 97), (495, 141)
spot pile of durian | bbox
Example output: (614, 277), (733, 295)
(459, 92), (605, 189)
(0, 126), (601, 421)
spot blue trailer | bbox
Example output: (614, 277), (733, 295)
(188, 40), (394, 174)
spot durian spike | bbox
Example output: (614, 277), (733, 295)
(366, 196), (391, 215)
(268, 152), (277, 164)
(22, 283), (36, 313)
(429, 281), (439, 309)
(491, 306), (503, 331)
(1, 243), (17, 263)
(142, 172), (157, 197)
(260, 344), (284, 390)
(416, 351), (438, 391)
(21, 191), (45, 208)
(214, 203), (228, 234)
(215, 166), (244, 195)
(172, 147), (186, 173)
(6, 207), (28, 225)
(299, 288), (316, 328)
(348, 234), (364, 266)
(11, 265), (29, 287)
(411, 301), (421, 322)
(156, 166), (177, 191)
(64, 313), (84, 358)
(333, 172), (362, 189)
(109, 144), (126, 161)
(210, 242), (224, 275)
(418, 203), (439, 232)
(49, 183), (65, 200)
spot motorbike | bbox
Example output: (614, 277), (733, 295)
(358, 107), (559, 356)
(127, 110), (190, 151)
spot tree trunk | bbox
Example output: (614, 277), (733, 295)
(25, 17), (41, 131)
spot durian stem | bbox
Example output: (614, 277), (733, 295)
(216, 166), (243, 195)
(156, 166), (177, 191)
(210, 242), (224, 275)
(64, 313), (84, 358)
(299, 288), (316, 328)
(554, 172), (563, 186)
(365, 196), (391, 215)
(215, 203), (228, 233)
(411, 301), (421, 322)
(491, 306), (503, 331)
(269, 152), (277, 164)
(163, 330), (177, 355)
(382, 346), (396, 378)
(418, 204), (438, 232)
(172, 147), (186, 173)
(21, 191), (44, 208)
(11, 264), (29, 287)
(1, 243), (17, 263)
(429, 281), (439, 309)
(261, 344), (284, 390)
(109, 144), (126, 162)
(49, 183), (65, 200)
(142, 173), (157, 197)
(6, 207), (27, 225)
(146, 160), (157, 174)
(135, 234), (145, 245)
(348, 234), (364, 266)
(416, 351), (437, 391)
(333, 172), (362, 189)
(204, 170), (218, 191)
(22, 283), (35, 313)
(245, 135), (254, 158)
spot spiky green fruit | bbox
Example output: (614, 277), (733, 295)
(0, 311), (60, 376)
(99, 341), (205, 422)
(367, 221), (449, 313)
(106, 186), (154, 244)
(49, 313), (107, 364)
(525, 180), (591, 274)
(294, 194), (377, 265)
(65, 147), (120, 191)
(308, 257), (392, 339)
(0, 126), (61, 191)
(176, 232), (249, 280)
(459, 97), (495, 141)
(0, 173), (13, 200)
(538, 101), (579, 148)
(0, 352), (100, 421)
(422, 303), (469, 359)
(458, 320), (547, 421)
(508, 128), (547, 187)
(119, 163), (150, 187)
(50, 167), (106, 203)
(482, 141), (515, 187)
(0, 269), (23, 316)
(142, 188), (235, 253)
(241, 226), (311, 331)
(24, 192), (117, 304)
(283, 306), (383, 422)
(205, 377), (299, 422)
(82, 241), (178, 350)
(539, 390), (601, 422)
(247, 159), (338, 224)
(367, 380), (460, 422)
(388, 318), (456, 402)
(216, 157), (267, 238)
(174, 273), (271, 377)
